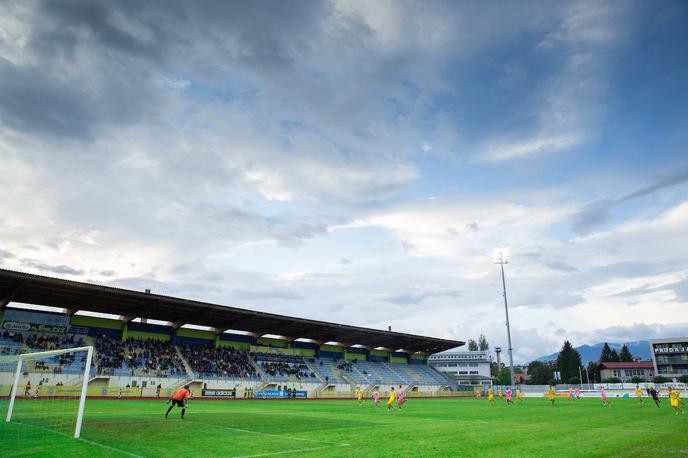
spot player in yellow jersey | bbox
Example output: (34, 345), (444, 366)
(669, 387), (683, 415)
(498, 388), (503, 400)
(635, 385), (643, 404)
(548, 386), (555, 405)
(356, 387), (363, 406)
(516, 387), (522, 401)
(387, 387), (396, 411)
(488, 387), (495, 406)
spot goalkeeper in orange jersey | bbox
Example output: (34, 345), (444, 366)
(165, 385), (190, 419)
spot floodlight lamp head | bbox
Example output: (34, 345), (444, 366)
(493, 249), (510, 264)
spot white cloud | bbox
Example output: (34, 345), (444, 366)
(480, 134), (580, 162)
(0, 1), (685, 366)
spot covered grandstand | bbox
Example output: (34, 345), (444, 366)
(0, 268), (463, 398)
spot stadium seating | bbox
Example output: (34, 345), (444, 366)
(1, 331), (92, 374)
(2, 327), (450, 387)
(309, 358), (348, 384)
(178, 343), (259, 380)
(94, 336), (186, 377)
(251, 352), (316, 382)
(26, 333), (86, 352)
(401, 363), (451, 385)
(354, 360), (407, 385)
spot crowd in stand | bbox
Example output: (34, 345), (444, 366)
(123, 338), (186, 376)
(25, 334), (86, 350)
(94, 335), (126, 370)
(94, 335), (186, 377)
(26, 333), (86, 351)
(253, 352), (316, 380)
(336, 360), (355, 373)
(1, 330), (25, 344)
(1, 330), (86, 352)
(178, 343), (257, 379)
(0, 331), (24, 356)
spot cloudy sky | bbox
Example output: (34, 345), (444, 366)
(1, 0), (687, 362)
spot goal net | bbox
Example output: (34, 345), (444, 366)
(0, 346), (93, 439)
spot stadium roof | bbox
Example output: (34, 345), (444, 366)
(0, 268), (463, 354)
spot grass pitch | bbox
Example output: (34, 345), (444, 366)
(0, 397), (686, 457)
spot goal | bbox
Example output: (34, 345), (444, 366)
(1, 345), (93, 439)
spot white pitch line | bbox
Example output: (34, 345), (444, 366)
(77, 438), (145, 458)
(193, 420), (350, 446)
(231, 444), (350, 458)
(12, 421), (144, 458)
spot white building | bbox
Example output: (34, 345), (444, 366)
(428, 350), (492, 386)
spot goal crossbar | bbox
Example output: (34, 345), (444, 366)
(4, 345), (94, 438)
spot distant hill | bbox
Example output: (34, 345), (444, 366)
(536, 341), (651, 364)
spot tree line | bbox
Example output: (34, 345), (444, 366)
(524, 341), (635, 385)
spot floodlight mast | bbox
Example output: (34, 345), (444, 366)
(494, 250), (515, 386)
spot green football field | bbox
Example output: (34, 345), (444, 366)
(0, 397), (686, 457)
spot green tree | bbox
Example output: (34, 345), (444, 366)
(619, 344), (633, 362)
(556, 341), (582, 383)
(602, 377), (622, 383)
(599, 343), (614, 362)
(527, 361), (553, 385)
(467, 339), (478, 351)
(678, 374), (688, 383)
(609, 349), (620, 362)
(495, 367), (511, 385)
(478, 334), (490, 351)
(653, 375), (668, 384)
(630, 376), (645, 384)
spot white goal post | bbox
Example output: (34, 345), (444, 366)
(3, 345), (93, 438)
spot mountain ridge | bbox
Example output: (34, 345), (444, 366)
(535, 340), (651, 364)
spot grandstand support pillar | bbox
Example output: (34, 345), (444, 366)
(214, 333), (220, 349)
(388, 352), (392, 363)
(122, 324), (129, 341)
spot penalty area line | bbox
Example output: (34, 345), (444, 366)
(193, 420), (350, 446)
(12, 421), (144, 458)
(231, 444), (350, 458)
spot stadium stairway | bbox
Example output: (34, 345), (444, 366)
(348, 365), (371, 386)
(174, 346), (196, 379)
(303, 359), (325, 384)
(397, 365), (425, 384)
(339, 371), (360, 393)
(310, 358), (347, 384)
(355, 360), (404, 385)
(247, 354), (270, 381)
(383, 362), (414, 384)
(406, 364), (452, 386)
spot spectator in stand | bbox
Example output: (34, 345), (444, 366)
(177, 343), (257, 379)
(94, 336), (187, 377)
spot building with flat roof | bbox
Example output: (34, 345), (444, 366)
(598, 361), (654, 382)
(649, 338), (688, 379)
(428, 350), (492, 386)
